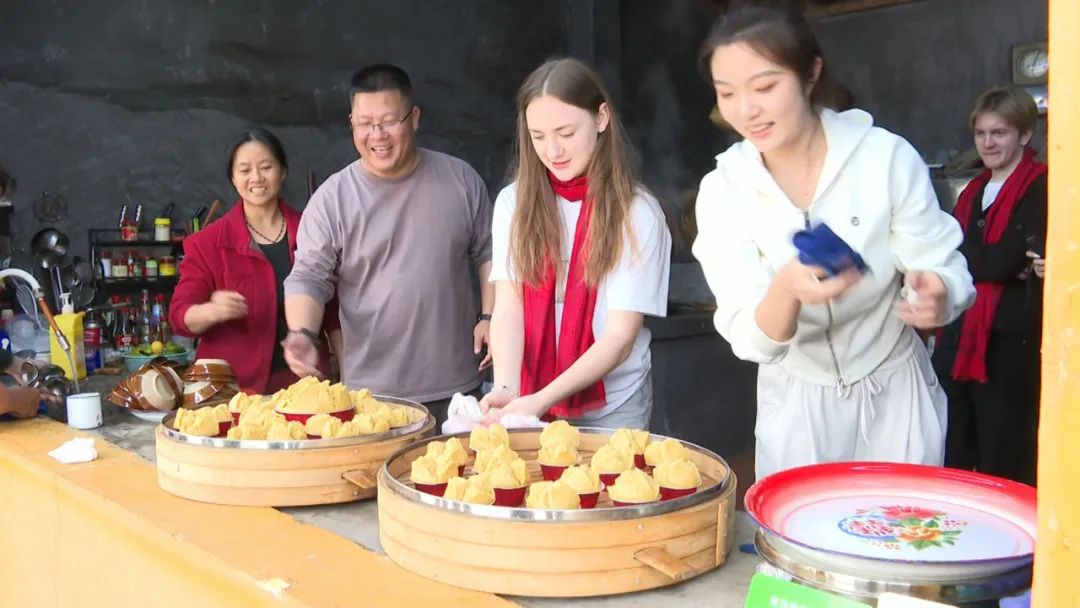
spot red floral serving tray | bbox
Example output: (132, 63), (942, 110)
(745, 462), (1036, 568)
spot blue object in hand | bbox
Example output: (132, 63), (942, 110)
(792, 222), (868, 277)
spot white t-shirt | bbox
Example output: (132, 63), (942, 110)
(982, 180), (1005, 211)
(489, 183), (672, 419)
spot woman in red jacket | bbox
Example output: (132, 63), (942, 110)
(170, 127), (340, 393)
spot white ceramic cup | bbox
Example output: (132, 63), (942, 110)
(66, 392), (103, 429)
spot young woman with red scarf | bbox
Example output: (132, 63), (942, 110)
(479, 58), (672, 429)
(932, 86), (1047, 486)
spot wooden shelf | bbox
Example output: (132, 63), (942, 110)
(94, 240), (182, 248)
(101, 276), (179, 288)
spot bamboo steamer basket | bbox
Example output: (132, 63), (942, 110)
(378, 428), (738, 597)
(155, 397), (433, 506)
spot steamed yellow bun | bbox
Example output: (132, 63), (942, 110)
(266, 420), (307, 441)
(473, 444), (521, 474)
(608, 428), (650, 455)
(537, 443), (580, 466)
(487, 459), (529, 489)
(353, 412), (391, 434)
(525, 480), (581, 509)
(304, 413), (342, 438)
(443, 475), (495, 505)
(644, 438), (689, 467)
(559, 465), (602, 494)
(426, 438), (469, 467)
(410, 454), (458, 485)
(469, 423), (510, 452)
(539, 420), (581, 449)
(590, 444), (634, 474)
(652, 459), (702, 490)
(607, 469), (660, 504)
(175, 407), (220, 436)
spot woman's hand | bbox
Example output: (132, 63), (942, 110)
(481, 393), (548, 425)
(776, 259), (861, 306)
(205, 290), (248, 323)
(895, 271), (948, 329)
(478, 386), (517, 415)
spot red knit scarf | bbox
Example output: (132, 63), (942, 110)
(951, 148), (1047, 382)
(520, 172), (606, 418)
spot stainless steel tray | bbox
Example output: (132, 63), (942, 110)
(755, 530), (1031, 604)
(159, 395), (430, 450)
(379, 427), (733, 522)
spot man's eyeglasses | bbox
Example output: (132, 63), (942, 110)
(349, 107), (415, 135)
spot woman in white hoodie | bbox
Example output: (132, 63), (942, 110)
(692, 6), (975, 480)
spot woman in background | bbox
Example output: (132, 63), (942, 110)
(170, 127), (340, 394)
(933, 86), (1046, 486)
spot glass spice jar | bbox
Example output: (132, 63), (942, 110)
(159, 256), (177, 277)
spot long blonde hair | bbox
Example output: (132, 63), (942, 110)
(509, 58), (639, 288)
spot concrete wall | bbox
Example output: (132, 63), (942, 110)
(815, 0), (1049, 164)
(0, 0), (569, 265)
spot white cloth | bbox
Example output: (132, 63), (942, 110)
(754, 330), (946, 480)
(489, 185), (672, 418)
(48, 437), (98, 464)
(981, 179), (1005, 211)
(693, 108), (975, 388)
(440, 392), (545, 435)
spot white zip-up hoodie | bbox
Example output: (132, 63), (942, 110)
(693, 108), (975, 388)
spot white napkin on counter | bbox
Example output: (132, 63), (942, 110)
(48, 437), (98, 464)
(441, 392), (545, 435)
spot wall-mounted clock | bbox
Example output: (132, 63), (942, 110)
(1012, 42), (1048, 85)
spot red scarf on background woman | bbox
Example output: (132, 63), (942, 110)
(951, 147), (1047, 382)
(520, 172), (606, 418)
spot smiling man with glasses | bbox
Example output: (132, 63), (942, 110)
(282, 63), (494, 427)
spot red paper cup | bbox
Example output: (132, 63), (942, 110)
(598, 472), (621, 488)
(276, 406), (355, 425)
(414, 482), (448, 497)
(578, 491), (600, 509)
(306, 433), (321, 440)
(539, 463), (569, 481)
(216, 420), (231, 437)
(634, 453), (647, 469)
(230, 411), (241, 424)
(493, 485), (527, 507)
(659, 486), (698, 501)
(458, 464), (466, 477)
(611, 498), (658, 508)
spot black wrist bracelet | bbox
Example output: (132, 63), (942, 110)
(290, 328), (323, 346)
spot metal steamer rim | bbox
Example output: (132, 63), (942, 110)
(754, 530), (1032, 604)
(379, 427), (734, 522)
(158, 396), (431, 450)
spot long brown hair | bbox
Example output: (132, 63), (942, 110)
(509, 58), (639, 288)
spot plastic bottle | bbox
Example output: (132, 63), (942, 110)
(49, 293), (87, 381)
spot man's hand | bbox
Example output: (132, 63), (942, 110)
(1026, 251), (1045, 280)
(0, 385), (44, 418)
(281, 330), (322, 379)
(474, 319), (492, 371)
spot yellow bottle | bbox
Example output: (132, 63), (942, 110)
(50, 293), (87, 381)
